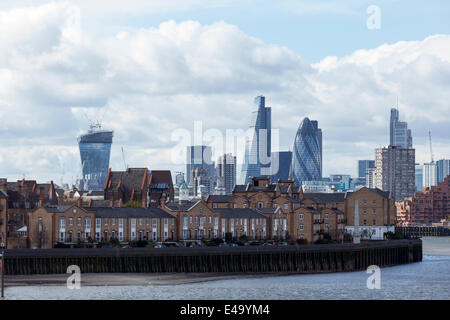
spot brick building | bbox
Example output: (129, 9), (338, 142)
(396, 175), (450, 226)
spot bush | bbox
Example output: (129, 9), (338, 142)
(385, 231), (404, 240)
(129, 240), (149, 247)
(343, 233), (353, 243)
(54, 242), (70, 248)
(225, 232), (233, 243)
(238, 234), (250, 243)
(109, 238), (120, 247)
(296, 238), (308, 245)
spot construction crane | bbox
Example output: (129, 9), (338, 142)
(429, 130), (434, 163)
(121, 147), (128, 170)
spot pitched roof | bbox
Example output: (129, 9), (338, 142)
(165, 200), (200, 211)
(149, 170), (173, 188)
(93, 207), (175, 219)
(88, 200), (110, 208)
(212, 208), (266, 219)
(206, 195), (235, 203)
(302, 193), (346, 203)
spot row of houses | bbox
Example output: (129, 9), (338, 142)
(1, 174), (397, 249)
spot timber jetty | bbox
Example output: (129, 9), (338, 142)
(3, 239), (422, 275)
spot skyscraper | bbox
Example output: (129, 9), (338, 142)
(186, 145), (215, 186)
(77, 123), (113, 191)
(375, 145), (415, 201)
(415, 163), (423, 192)
(216, 153), (236, 195)
(270, 151), (292, 182)
(291, 117), (322, 186)
(436, 159), (450, 183)
(422, 162), (437, 188)
(390, 107), (412, 148)
(358, 160), (375, 179)
(240, 95), (271, 184)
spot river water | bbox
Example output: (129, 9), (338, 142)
(4, 237), (450, 300)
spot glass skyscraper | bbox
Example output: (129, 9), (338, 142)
(77, 124), (113, 191)
(270, 151), (292, 183)
(240, 95), (271, 184)
(358, 160), (375, 179)
(186, 145), (215, 187)
(291, 117), (322, 186)
(390, 107), (412, 148)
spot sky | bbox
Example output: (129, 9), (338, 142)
(0, 0), (449, 185)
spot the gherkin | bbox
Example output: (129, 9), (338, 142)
(291, 117), (322, 185)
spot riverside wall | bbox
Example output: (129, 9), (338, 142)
(3, 239), (422, 275)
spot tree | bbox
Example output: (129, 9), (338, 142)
(123, 200), (142, 208)
(238, 234), (250, 243)
(225, 232), (233, 243)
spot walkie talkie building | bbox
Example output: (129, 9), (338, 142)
(77, 124), (113, 191)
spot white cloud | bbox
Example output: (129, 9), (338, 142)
(0, 2), (449, 184)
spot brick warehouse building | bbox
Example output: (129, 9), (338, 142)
(0, 171), (397, 248)
(396, 175), (450, 226)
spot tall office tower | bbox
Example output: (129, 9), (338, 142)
(436, 159), (450, 183)
(358, 160), (375, 179)
(310, 120), (322, 175)
(175, 172), (185, 187)
(365, 167), (376, 188)
(390, 107), (412, 148)
(77, 123), (113, 191)
(216, 153), (236, 195)
(240, 95), (271, 184)
(186, 145), (215, 186)
(192, 167), (212, 197)
(375, 145), (415, 201)
(415, 164), (423, 192)
(270, 151), (292, 182)
(291, 117), (322, 186)
(422, 162), (437, 188)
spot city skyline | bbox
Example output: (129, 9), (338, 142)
(0, 1), (449, 184)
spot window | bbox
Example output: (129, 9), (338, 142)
(111, 218), (115, 226)
(363, 210), (367, 215)
(139, 218), (143, 226)
(363, 219), (367, 226)
(372, 209), (376, 214)
(299, 214), (304, 220)
(189, 216), (193, 224)
(69, 218), (73, 226)
(146, 219), (150, 226)
(324, 214), (329, 220)
(77, 218), (81, 226)
(372, 219), (376, 226)
(284, 204), (288, 210)
(213, 203), (217, 208)
(112, 231), (116, 239)
(104, 218), (108, 226)
(233, 203), (237, 208)
(299, 224), (304, 231)
(258, 202), (264, 209)
(363, 200), (367, 205)
(372, 200), (376, 205)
